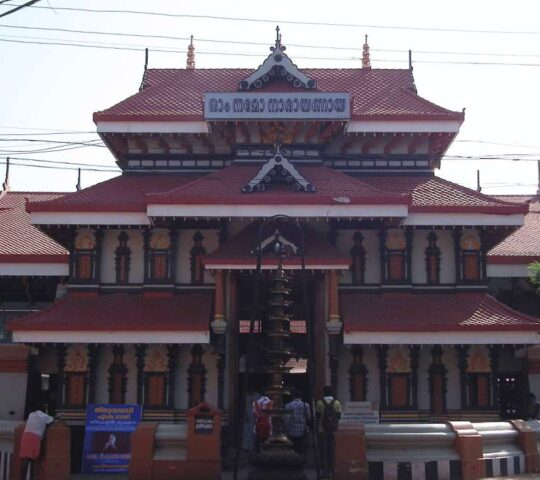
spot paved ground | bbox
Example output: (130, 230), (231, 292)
(69, 470), (540, 479)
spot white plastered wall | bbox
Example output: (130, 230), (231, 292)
(176, 229), (219, 284)
(411, 230), (428, 284)
(437, 230), (456, 284)
(98, 229), (144, 284)
(443, 347), (460, 410)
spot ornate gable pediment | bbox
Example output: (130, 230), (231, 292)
(241, 146), (315, 193)
(238, 27), (317, 91)
(258, 229), (299, 256)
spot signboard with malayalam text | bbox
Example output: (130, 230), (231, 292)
(341, 401), (379, 425)
(204, 92), (351, 120)
(82, 404), (142, 474)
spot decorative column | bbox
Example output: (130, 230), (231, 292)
(169, 228), (178, 283)
(349, 346), (368, 401)
(135, 344), (147, 405)
(377, 345), (388, 409)
(216, 353), (225, 410)
(378, 228), (387, 282)
(166, 345), (179, 409)
(428, 345), (447, 414)
(327, 270), (342, 396)
(142, 229), (151, 283)
(187, 344), (207, 407)
(211, 269), (227, 410)
(87, 344), (99, 404)
(405, 228), (414, 283)
(94, 229), (104, 282)
(327, 270), (340, 323)
(453, 229), (462, 284)
(410, 345), (420, 410)
(211, 270), (227, 334)
(489, 345), (500, 408)
(56, 344), (67, 408)
(456, 345), (469, 409)
(108, 345), (127, 404)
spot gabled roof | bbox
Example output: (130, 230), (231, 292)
(361, 175), (527, 214)
(341, 291), (540, 332)
(147, 165), (410, 206)
(203, 222), (351, 269)
(94, 68), (464, 123)
(0, 192), (68, 263)
(28, 174), (195, 213)
(9, 292), (212, 331)
(488, 195), (540, 263)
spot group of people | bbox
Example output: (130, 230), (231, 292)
(244, 385), (341, 478)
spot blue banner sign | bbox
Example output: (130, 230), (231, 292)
(82, 404), (142, 474)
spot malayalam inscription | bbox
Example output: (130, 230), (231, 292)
(204, 92), (350, 120)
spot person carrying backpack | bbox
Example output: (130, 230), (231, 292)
(285, 389), (311, 454)
(316, 386), (342, 478)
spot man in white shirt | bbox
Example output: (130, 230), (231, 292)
(20, 410), (54, 478)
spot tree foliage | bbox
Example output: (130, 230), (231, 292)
(529, 262), (540, 295)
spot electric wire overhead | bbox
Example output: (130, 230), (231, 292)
(2, 3), (540, 36)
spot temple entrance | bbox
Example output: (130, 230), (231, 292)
(497, 372), (527, 419)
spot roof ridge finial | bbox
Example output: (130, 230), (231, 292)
(186, 35), (195, 70)
(2, 157), (10, 192)
(76, 167), (81, 191)
(362, 34), (371, 69)
(271, 25), (285, 52)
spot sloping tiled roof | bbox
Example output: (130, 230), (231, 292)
(147, 165), (410, 206)
(0, 192), (68, 263)
(9, 292), (212, 331)
(203, 222), (351, 268)
(341, 292), (540, 332)
(488, 195), (540, 263)
(360, 175), (527, 214)
(94, 68), (464, 122)
(28, 174), (195, 213)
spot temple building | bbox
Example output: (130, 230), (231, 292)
(2, 31), (540, 464)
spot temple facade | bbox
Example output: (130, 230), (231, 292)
(3, 32), (540, 463)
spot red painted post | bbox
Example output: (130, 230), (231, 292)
(510, 419), (540, 473)
(129, 422), (157, 480)
(447, 421), (485, 480)
(186, 402), (221, 480)
(334, 424), (367, 480)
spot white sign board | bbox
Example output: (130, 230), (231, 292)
(341, 401), (379, 425)
(204, 92), (351, 120)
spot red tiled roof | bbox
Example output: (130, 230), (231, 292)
(341, 292), (540, 332)
(360, 175), (527, 214)
(28, 174), (196, 213)
(94, 68), (464, 122)
(9, 292), (212, 331)
(203, 222), (351, 267)
(488, 195), (540, 263)
(148, 165), (410, 206)
(0, 192), (68, 263)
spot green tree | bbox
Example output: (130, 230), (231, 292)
(529, 262), (540, 295)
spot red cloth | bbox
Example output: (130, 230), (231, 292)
(20, 432), (41, 460)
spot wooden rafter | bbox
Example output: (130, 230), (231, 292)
(407, 134), (425, 155)
(361, 134), (384, 154)
(339, 136), (358, 154)
(304, 122), (321, 142)
(134, 136), (148, 154)
(239, 123), (251, 144)
(383, 134), (403, 155)
(158, 137), (170, 154)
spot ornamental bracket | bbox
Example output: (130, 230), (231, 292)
(238, 26), (317, 91)
(241, 145), (315, 193)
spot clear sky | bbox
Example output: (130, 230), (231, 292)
(1, 0), (539, 195)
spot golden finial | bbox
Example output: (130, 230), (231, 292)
(362, 34), (371, 70)
(186, 35), (195, 70)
